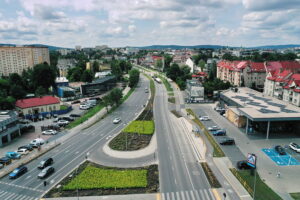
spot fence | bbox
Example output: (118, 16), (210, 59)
(24, 106), (73, 120)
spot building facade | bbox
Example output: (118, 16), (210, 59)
(0, 46), (50, 76)
(0, 111), (20, 147)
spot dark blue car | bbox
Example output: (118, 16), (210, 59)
(213, 129), (226, 136)
(9, 166), (28, 179)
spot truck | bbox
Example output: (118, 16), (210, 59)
(6, 152), (21, 159)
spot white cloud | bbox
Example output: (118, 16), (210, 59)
(242, 0), (300, 11)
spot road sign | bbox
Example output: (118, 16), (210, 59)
(247, 153), (257, 168)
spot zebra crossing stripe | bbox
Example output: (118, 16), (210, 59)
(176, 191), (180, 199)
(3, 192), (16, 200)
(195, 190), (201, 200)
(203, 189), (210, 199)
(190, 190), (196, 200)
(171, 192), (175, 200)
(180, 191), (185, 200)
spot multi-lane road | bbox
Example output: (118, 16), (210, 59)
(0, 75), (150, 200)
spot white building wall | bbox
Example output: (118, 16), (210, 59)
(185, 58), (194, 73)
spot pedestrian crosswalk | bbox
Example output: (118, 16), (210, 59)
(161, 189), (215, 200)
(0, 190), (38, 200)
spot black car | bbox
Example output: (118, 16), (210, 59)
(71, 100), (81, 104)
(38, 166), (55, 179)
(38, 158), (54, 169)
(0, 157), (11, 165)
(237, 160), (252, 170)
(59, 117), (74, 122)
(274, 145), (286, 155)
(70, 114), (81, 118)
(18, 144), (34, 151)
(9, 166), (28, 179)
(219, 137), (235, 145)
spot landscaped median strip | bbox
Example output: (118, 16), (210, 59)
(186, 108), (225, 157)
(230, 168), (282, 200)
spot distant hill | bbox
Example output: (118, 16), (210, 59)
(250, 44), (300, 50)
(0, 43), (71, 51)
(134, 45), (227, 50)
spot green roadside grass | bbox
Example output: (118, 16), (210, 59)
(63, 165), (147, 190)
(230, 168), (282, 200)
(290, 193), (300, 200)
(123, 120), (155, 135)
(60, 105), (68, 110)
(186, 108), (225, 157)
(157, 75), (173, 92)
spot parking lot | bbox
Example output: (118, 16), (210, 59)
(262, 147), (300, 166)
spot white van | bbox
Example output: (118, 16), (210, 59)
(30, 138), (45, 147)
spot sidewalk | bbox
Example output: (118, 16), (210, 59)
(43, 193), (157, 200)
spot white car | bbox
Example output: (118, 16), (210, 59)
(199, 116), (210, 121)
(17, 149), (29, 155)
(80, 104), (90, 110)
(42, 129), (57, 135)
(208, 126), (220, 131)
(289, 142), (300, 153)
(30, 138), (45, 147)
(57, 120), (69, 126)
(113, 118), (121, 124)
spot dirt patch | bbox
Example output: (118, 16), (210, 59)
(109, 132), (153, 151)
(44, 162), (159, 198)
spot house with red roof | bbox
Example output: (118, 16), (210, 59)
(217, 60), (266, 88)
(15, 96), (60, 116)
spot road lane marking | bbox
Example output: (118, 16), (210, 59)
(156, 193), (161, 200)
(0, 181), (43, 193)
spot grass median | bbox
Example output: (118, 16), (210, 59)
(230, 168), (282, 200)
(123, 120), (154, 135)
(186, 108), (225, 157)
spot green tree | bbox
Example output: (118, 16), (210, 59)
(209, 61), (217, 81)
(10, 85), (26, 100)
(35, 86), (47, 96)
(163, 55), (173, 72)
(119, 60), (132, 73)
(109, 88), (123, 105)
(0, 96), (15, 110)
(9, 73), (24, 88)
(0, 79), (10, 96)
(67, 67), (83, 82)
(103, 95), (112, 113)
(199, 60), (206, 71)
(111, 60), (122, 80)
(128, 69), (140, 88)
(155, 59), (163, 70)
(222, 53), (233, 61)
(32, 63), (57, 92)
(81, 70), (93, 82)
(92, 61), (100, 72)
(167, 63), (181, 81)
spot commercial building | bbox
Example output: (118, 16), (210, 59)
(80, 76), (116, 95)
(15, 96), (60, 116)
(0, 46), (50, 76)
(0, 111), (20, 147)
(220, 87), (300, 139)
(57, 58), (76, 77)
(185, 80), (204, 103)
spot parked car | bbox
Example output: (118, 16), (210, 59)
(17, 149), (29, 155)
(42, 129), (57, 135)
(289, 142), (300, 153)
(61, 116), (74, 121)
(9, 166), (28, 179)
(18, 144), (34, 151)
(71, 100), (81, 104)
(213, 129), (226, 136)
(6, 152), (21, 159)
(236, 160), (252, 170)
(79, 104), (90, 110)
(38, 166), (55, 179)
(70, 114), (81, 118)
(219, 137), (235, 145)
(199, 116), (210, 121)
(30, 138), (45, 147)
(113, 118), (121, 124)
(208, 126), (220, 131)
(0, 157), (11, 165)
(38, 115), (44, 121)
(0, 163), (3, 169)
(274, 145), (286, 155)
(57, 120), (69, 126)
(38, 157), (54, 169)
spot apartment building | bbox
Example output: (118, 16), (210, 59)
(0, 46), (50, 76)
(217, 60), (265, 88)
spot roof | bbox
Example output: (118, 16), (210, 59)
(16, 96), (60, 109)
(217, 60), (265, 72)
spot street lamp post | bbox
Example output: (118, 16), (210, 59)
(76, 167), (79, 200)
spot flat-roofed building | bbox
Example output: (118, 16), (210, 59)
(0, 111), (20, 147)
(0, 46), (50, 76)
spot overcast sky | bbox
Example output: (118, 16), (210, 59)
(0, 0), (299, 48)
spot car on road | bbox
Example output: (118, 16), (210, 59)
(9, 166), (28, 179)
(289, 142), (300, 153)
(236, 160), (252, 170)
(208, 126), (220, 131)
(57, 120), (69, 126)
(17, 149), (29, 155)
(38, 166), (55, 179)
(70, 114), (81, 118)
(42, 129), (57, 135)
(6, 152), (21, 159)
(199, 116), (210, 121)
(0, 157), (11, 165)
(219, 137), (235, 145)
(212, 129), (226, 136)
(113, 118), (121, 124)
(38, 157), (54, 169)
(18, 144), (34, 151)
(274, 145), (287, 155)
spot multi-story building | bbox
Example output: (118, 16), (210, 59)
(217, 60), (265, 88)
(0, 46), (50, 76)
(0, 111), (20, 147)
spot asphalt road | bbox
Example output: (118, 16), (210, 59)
(0, 75), (150, 200)
(154, 83), (215, 200)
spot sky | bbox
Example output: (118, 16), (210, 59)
(0, 0), (299, 48)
